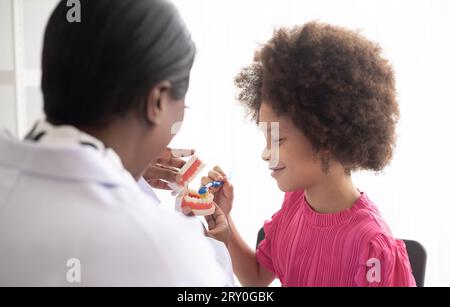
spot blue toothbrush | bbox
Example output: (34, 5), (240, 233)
(198, 180), (224, 195)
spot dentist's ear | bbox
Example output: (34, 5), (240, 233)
(146, 81), (172, 125)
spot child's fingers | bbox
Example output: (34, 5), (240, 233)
(201, 176), (212, 187)
(204, 214), (216, 230)
(205, 205), (229, 241)
(201, 168), (229, 194)
(213, 166), (226, 178)
(208, 170), (224, 182)
(212, 167), (233, 197)
(222, 180), (234, 198)
(201, 170), (223, 193)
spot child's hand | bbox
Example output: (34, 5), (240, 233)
(204, 205), (229, 245)
(201, 166), (234, 216)
(182, 204), (229, 246)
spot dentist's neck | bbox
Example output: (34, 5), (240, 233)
(78, 118), (153, 181)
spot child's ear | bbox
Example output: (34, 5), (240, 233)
(146, 81), (171, 125)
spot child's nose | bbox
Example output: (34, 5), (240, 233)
(261, 147), (271, 162)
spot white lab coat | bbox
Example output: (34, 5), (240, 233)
(0, 122), (234, 286)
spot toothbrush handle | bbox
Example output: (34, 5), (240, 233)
(205, 181), (224, 189)
(211, 181), (224, 188)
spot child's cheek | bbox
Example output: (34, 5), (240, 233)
(285, 155), (318, 190)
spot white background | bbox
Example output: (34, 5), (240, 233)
(0, 0), (449, 286)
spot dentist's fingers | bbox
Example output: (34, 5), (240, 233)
(155, 157), (186, 169)
(146, 178), (172, 190)
(153, 148), (194, 168)
(144, 165), (182, 184)
(166, 148), (195, 159)
(154, 163), (180, 173)
(152, 148), (194, 168)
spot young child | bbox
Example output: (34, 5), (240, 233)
(203, 22), (416, 286)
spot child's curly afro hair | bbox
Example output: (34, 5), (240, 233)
(235, 21), (399, 171)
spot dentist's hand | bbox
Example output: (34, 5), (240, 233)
(143, 148), (194, 190)
(201, 166), (234, 216)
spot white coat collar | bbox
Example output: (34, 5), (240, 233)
(0, 120), (134, 188)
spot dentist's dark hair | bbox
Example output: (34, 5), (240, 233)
(42, 0), (195, 127)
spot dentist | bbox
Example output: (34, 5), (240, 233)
(0, 0), (231, 286)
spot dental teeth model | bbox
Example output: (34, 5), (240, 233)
(179, 189), (215, 216)
(169, 155), (215, 216)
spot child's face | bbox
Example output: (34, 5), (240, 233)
(259, 103), (325, 192)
